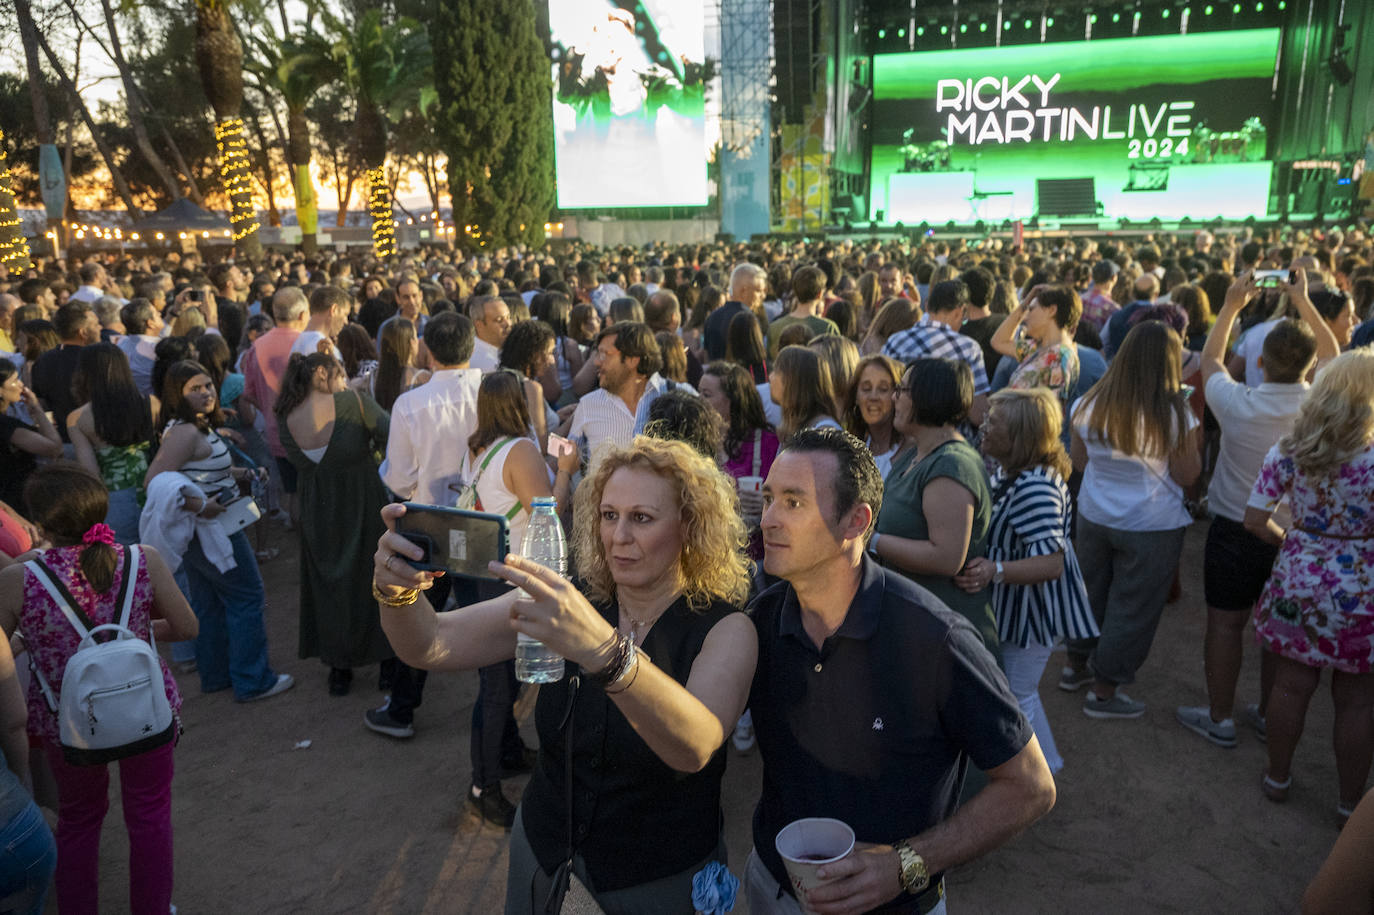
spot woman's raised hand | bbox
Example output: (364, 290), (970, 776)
(488, 554), (618, 671)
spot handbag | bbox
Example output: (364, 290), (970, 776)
(216, 493), (262, 535)
(352, 389), (385, 467)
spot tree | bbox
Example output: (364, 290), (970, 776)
(327, 9), (432, 258)
(13, 0), (63, 254)
(432, 0), (553, 249)
(306, 84), (362, 226)
(194, 0), (263, 259)
(244, 28), (338, 252)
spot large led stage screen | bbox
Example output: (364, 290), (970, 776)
(549, 1), (708, 208)
(870, 29), (1282, 223)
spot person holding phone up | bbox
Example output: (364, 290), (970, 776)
(372, 437), (755, 915)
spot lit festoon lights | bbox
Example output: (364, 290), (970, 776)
(367, 166), (396, 259)
(213, 118), (260, 243)
(0, 130), (32, 272)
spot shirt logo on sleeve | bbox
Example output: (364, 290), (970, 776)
(872, 717), (884, 731)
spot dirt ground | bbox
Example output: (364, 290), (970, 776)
(73, 519), (1352, 914)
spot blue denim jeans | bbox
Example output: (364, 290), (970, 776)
(169, 567), (197, 664)
(104, 487), (142, 547)
(0, 800), (56, 915)
(181, 530), (277, 699)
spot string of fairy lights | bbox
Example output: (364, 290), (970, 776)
(0, 129), (33, 273)
(367, 166), (396, 258)
(213, 118), (260, 242)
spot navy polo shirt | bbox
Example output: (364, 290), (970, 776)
(702, 300), (747, 361)
(749, 556), (1032, 911)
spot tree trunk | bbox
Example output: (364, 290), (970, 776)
(14, 0), (62, 255)
(33, 25), (143, 218)
(95, 0), (183, 201)
(194, 0), (262, 259)
(287, 107), (318, 254)
(366, 167), (394, 258)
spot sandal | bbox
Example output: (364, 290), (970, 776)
(255, 547), (281, 562)
(1261, 772), (1291, 803)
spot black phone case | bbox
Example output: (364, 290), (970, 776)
(394, 503), (510, 581)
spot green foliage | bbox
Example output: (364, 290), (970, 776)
(432, 0), (553, 248)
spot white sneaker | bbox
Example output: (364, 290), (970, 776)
(732, 709), (755, 753)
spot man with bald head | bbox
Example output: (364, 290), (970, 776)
(1103, 274), (1161, 359)
(243, 287), (310, 523)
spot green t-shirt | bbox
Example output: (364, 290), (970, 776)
(875, 439), (1000, 662)
(767, 313), (839, 358)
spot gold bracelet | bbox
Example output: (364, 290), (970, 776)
(372, 581), (420, 607)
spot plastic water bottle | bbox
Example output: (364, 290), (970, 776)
(516, 497), (566, 683)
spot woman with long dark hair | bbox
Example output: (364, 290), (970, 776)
(456, 371), (557, 819)
(500, 320), (557, 452)
(530, 291), (584, 406)
(725, 310), (769, 384)
(145, 360), (293, 703)
(770, 345), (842, 443)
(841, 354), (902, 478)
(370, 317), (429, 413)
(67, 343), (157, 545)
(277, 353), (392, 697)
(1064, 321), (1202, 718)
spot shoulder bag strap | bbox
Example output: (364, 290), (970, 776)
(24, 557), (96, 639)
(752, 428), (763, 477)
(116, 545), (140, 631)
(472, 438), (524, 520)
(542, 674), (579, 915)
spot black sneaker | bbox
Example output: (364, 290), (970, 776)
(328, 668), (353, 697)
(500, 747), (538, 777)
(467, 785), (516, 829)
(364, 701), (415, 739)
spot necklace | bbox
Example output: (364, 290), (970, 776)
(619, 605), (665, 644)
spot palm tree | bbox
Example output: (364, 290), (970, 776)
(245, 30), (338, 253)
(194, 0), (263, 260)
(326, 9), (432, 259)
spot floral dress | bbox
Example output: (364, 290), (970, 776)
(1248, 442), (1374, 673)
(1008, 334), (1079, 407)
(20, 546), (182, 745)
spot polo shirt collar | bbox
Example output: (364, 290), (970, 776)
(1254, 381), (1308, 396)
(777, 554), (884, 650)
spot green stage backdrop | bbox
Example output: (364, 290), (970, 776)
(870, 29), (1282, 223)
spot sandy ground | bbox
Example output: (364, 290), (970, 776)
(72, 519), (1354, 914)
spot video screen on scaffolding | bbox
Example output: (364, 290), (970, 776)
(869, 28), (1281, 223)
(548, 0), (709, 208)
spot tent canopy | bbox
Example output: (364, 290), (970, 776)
(131, 198), (231, 232)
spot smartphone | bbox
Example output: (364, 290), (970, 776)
(393, 503), (510, 581)
(547, 433), (576, 459)
(1255, 269), (1295, 289)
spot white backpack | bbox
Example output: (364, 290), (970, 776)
(25, 545), (176, 765)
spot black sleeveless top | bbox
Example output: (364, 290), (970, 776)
(519, 593), (739, 892)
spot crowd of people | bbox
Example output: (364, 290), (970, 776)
(1, 223), (1373, 912)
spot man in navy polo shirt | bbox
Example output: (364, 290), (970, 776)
(746, 428), (1056, 914)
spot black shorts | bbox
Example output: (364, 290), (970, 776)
(275, 456), (299, 494)
(1203, 515), (1280, 611)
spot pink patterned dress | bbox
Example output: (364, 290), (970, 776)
(1248, 443), (1374, 673)
(20, 546), (182, 745)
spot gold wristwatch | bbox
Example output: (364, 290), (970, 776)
(893, 839), (929, 895)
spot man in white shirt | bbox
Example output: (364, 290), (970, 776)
(289, 286), (347, 360)
(376, 280), (427, 354)
(1175, 269), (1337, 749)
(368, 311), (482, 741)
(466, 295), (511, 372)
(116, 299), (165, 396)
(566, 322), (663, 460)
(68, 263), (110, 304)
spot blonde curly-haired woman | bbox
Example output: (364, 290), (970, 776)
(1245, 349), (1374, 824)
(372, 436), (755, 914)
